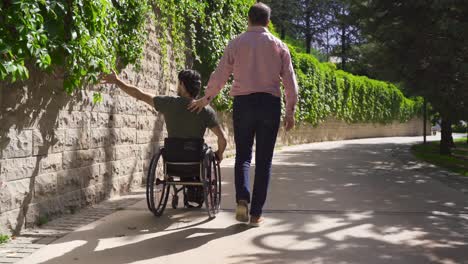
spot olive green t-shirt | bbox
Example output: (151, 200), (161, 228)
(153, 96), (219, 138)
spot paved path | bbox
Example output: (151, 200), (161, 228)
(14, 136), (468, 263)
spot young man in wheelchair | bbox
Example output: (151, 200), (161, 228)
(101, 70), (227, 209)
(102, 69), (227, 160)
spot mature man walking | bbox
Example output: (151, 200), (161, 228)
(189, 2), (299, 227)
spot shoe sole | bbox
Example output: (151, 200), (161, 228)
(235, 206), (249, 222)
(249, 220), (264, 227)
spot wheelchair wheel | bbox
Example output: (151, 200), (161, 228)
(146, 150), (169, 216)
(203, 153), (221, 218)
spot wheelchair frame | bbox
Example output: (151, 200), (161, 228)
(146, 146), (221, 218)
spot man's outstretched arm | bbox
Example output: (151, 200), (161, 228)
(188, 42), (234, 113)
(101, 71), (155, 107)
(209, 125), (227, 162)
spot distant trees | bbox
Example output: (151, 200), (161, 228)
(350, 1), (468, 154)
(264, 0), (360, 68)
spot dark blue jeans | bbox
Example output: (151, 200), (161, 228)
(233, 93), (281, 217)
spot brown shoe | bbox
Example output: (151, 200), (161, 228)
(235, 200), (249, 222)
(249, 215), (264, 227)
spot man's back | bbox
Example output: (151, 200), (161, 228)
(153, 96), (218, 138)
(203, 26), (298, 116)
(230, 27), (285, 96)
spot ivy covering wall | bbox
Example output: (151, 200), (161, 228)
(0, 0), (421, 125)
(0, 0), (149, 96)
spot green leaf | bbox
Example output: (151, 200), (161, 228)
(93, 92), (103, 104)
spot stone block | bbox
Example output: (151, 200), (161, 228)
(115, 145), (140, 160)
(90, 93), (114, 113)
(139, 144), (155, 160)
(1, 129), (32, 158)
(58, 111), (87, 129)
(57, 169), (84, 194)
(99, 162), (112, 180)
(40, 153), (62, 174)
(59, 190), (82, 212)
(111, 159), (140, 177)
(81, 184), (106, 206)
(94, 147), (115, 163)
(137, 115), (158, 130)
(137, 130), (157, 144)
(33, 173), (57, 201)
(142, 159), (152, 175)
(33, 129), (65, 155)
(0, 157), (39, 182)
(90, 128), (114, 148)
(129, 172), (144, 191)
(0, 178), (31, 213)
(92, 112), (110, 128)
(82, 164), (101, 187)
(62, 149), (99, 169)
(64, 128), (90, 151)
(90, 112), (100, 128)
(90, 128), (136, 148)
(115, 128), (137, 145)
(112, 114), (137, 128)
(114, 95), (138, 114)
(0, 208), (21, 235)
(25, 196), (68, 227)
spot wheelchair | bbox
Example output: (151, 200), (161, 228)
(146, 138), (222, 218)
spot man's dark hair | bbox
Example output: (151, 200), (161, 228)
(178, 69), (202, 98)
(248, 2), (271, 26)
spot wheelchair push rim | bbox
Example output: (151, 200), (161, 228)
(146, 150), (169, 216)
(203, 153), (221, 218)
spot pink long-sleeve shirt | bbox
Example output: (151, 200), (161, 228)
(202, 26), (299, 116)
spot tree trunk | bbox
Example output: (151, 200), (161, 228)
(280, 27), (286, 40)
(306, 33), (312, 54)
(341, 24), (346, 70)
(440, 118), (452, 155)
(423, 98), (427, 144)
(305, 13), (312, 54)
(448, 124), (455, 148)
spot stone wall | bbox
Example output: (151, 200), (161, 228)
(0, 20), (177, 235)
(206, 113), (428, 154)
(0, 24), (428, 236)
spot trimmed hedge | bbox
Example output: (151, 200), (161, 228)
(291, 47), (423, 125)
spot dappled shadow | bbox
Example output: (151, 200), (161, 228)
(15, 138), (468, 263)
(220, 141), (468, 214)
(33, 208), (250, 264)
(227, 211), (468, 264)
(0, 68), (71, 234)
(218, 140), (468, 263)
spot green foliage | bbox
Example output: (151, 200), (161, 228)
(192, 0), (254, 84)
(151, 0), (253, 70)
(1, 0), (422, 126)
(291, 44), (422, 125)
(0, 234), (9, 244)
(0, 0), (150, 93)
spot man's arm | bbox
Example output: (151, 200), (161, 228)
(188, 42), (235, 113)
(101, 71), (155, 107)
(209, 125), (227, 162)
(280, 46), (299, 131)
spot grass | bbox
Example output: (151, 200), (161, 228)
(36, 215), (49, 227)
(0, 234), (10, 244)
(412, 138), (468, 176)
